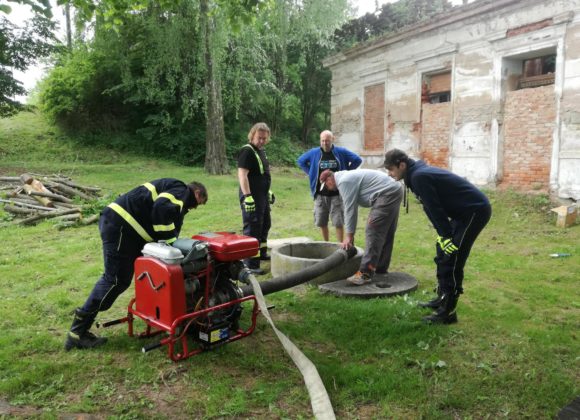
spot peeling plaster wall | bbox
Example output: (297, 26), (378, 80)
(326, 0), (580, 198)
(558, 22), (580, 198)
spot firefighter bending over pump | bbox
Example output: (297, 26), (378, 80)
(65, 179), (208, 351)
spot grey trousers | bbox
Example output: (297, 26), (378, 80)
(360, 188), (403, 274)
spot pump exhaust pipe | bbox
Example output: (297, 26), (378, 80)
(240, 247), (357, 297)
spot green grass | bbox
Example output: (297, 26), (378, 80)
(0, 111), (578, 418)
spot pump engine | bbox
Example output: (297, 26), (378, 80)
(103, 232), (260, 361)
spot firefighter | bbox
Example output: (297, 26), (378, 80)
(64, 179), (208, 350)
(297, 130), (362, 242)
(319, 169), (403, 285)
(238, 122), (274, 275)
(383, 149), (491, 324)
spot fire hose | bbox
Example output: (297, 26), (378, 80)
(240, 247), (357, 420)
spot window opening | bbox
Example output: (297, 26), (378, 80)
(422, 71), (451, 104)
(519, 54), (555, 89)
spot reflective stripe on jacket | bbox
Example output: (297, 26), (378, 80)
(108, 178), (195, 243)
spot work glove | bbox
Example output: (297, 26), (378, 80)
(268, 190), (275, 205)
(437, 236), (458, 255)
(242, 194), (255, 212)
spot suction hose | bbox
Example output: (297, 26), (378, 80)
(240, 246), (357, 297)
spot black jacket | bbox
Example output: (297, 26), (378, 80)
(108, 178), (197, 244)
(405, 159), (490, 238)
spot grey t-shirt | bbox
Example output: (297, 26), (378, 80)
(334, 169), (402, 234)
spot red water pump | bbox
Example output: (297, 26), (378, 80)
(102, 232), (261, 361)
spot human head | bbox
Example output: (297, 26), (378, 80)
(188, 181), (208, 208)
(383, 149), (409, 181)
(247, 122), (271, 149)
(320, 130), (334, 153)
(319, 169), (337, 191)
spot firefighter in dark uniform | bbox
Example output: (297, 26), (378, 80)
(383, 149), (491, 325)
(237, 122), (274, 275)
(65, 179), (208, 350)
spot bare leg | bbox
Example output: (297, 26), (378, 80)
(335, 226), (344, 243)
(320, 226), (329, 241)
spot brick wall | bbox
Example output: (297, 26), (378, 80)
(421, 102), (451, 168)
(364, 83), (385, 151)
(501, 85), (556, 191)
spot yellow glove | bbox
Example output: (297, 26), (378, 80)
(242, 195), (255, 212)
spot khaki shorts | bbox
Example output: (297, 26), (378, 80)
(314, 195), (344, 228)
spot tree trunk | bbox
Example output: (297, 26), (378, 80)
(201, 0), (229, 175)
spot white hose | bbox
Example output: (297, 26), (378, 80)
(247, 274), (336, 420)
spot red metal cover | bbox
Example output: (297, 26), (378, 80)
(133, 257), (186, 329)
(191, 232), (259, 262)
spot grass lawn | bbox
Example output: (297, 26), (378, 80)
(0, 111), (578, 418)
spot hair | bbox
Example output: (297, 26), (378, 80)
(383, 149), (409, 168)
(247, 122), (271, 143)
(188, 181), (207, 201)
(319, 169), (334, 184)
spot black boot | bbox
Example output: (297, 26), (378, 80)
(243, 258), (265, 275)
(422, 292), (459, 325)
(259, 247), (270, 261)
(64, 308), (108, 351)
(418, 287), (443, 309)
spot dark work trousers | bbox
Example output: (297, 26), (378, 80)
(361, 188), (403, 274)
(435, 204), (492, 295)
(241, 197), (271, 269)
(81, 209), (146, 319)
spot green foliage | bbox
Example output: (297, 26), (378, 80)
(336, 0), (454, 49)
(36, 0), (350, 168)
(0, 3), (58, 117)
(38, 45), (124, 129)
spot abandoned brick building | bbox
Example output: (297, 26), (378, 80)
(324, 0), (580, 200)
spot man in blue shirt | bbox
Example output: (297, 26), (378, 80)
(383, 149), (491, 324)
(297, 130), (362, 242)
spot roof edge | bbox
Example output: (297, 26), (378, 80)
(323, 0), (533, 68)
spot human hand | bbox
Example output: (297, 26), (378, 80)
(242, 195), (255, 212)
(437, 236), (458, 255)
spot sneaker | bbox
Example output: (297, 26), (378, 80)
(346, 271), (372, 286)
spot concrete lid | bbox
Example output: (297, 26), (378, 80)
(318, 272), (418, 298)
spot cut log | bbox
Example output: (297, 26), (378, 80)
(80, 214), (99, 225)
(54, 178), (101, 193)
(0, 198), (55, 212)
(18, 208), (80, 225)
(53, 214), (82, 222)
(26, 190), (73, 204)
(22, 184), (54, 208)
(48, 182), (93, 201)
(4, 205), (38, 215)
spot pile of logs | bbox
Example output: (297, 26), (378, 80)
(0, 173), (103, 227)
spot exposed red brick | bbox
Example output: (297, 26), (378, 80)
(501, 85), (555, 192)
(420, 102), (451, 168)
(364, 83), (385, 151)
(507, 18), (553, 37)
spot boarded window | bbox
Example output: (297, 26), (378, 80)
(363, 83), (385, 151)
(519, 55), (555, 89)
(423, 72), (451, 104)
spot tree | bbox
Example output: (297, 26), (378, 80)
(335, 0), (454, 49)
(0, 0), (57, 117)
(63, 0), (266, 174)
